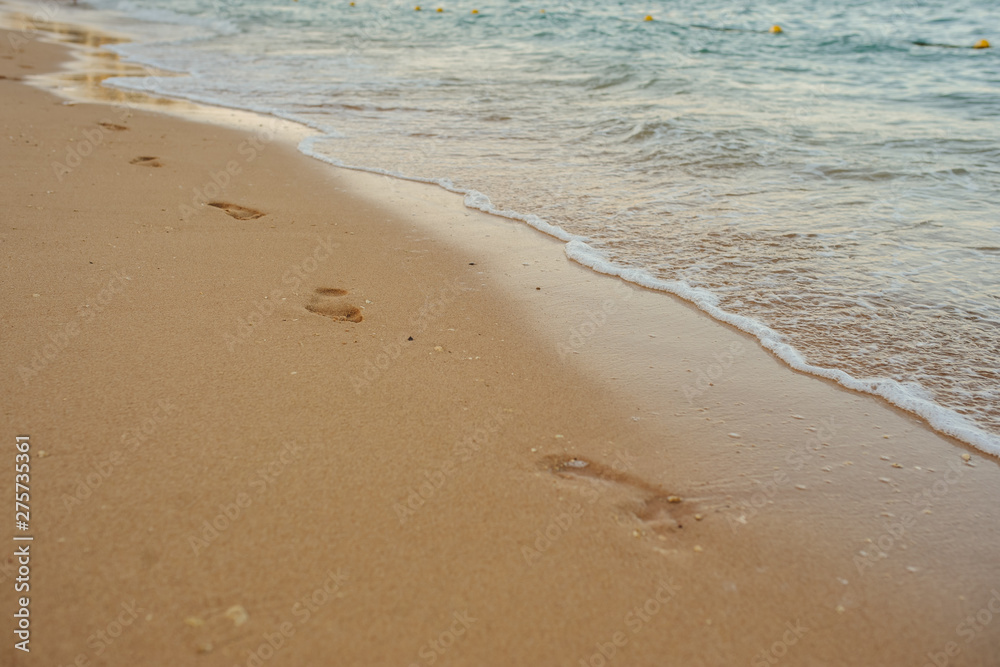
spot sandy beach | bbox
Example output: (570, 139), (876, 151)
(2, 14), (1000, 667)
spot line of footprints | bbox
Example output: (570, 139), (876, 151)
(122, 143), (359, 321)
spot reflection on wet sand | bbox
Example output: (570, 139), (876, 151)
(7, 14), (128, 46)
(5, 11), (185, 108)
(3, 7), (315, 140)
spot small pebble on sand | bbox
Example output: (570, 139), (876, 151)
(225, 605), (249, 627)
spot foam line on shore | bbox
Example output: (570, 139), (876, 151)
(297, 134), (1000, 457)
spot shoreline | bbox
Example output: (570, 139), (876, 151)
(7, 0), (999, 456)
(3, 10), (1000, 667)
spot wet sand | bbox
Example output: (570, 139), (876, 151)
(2, 14), (1000, 667)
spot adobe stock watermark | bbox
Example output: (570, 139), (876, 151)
(17, 270), (131, 385)
(683, 340), (746, 404)
(235, 569), (350, 667)
(211, 0), (246, 18)
(345, 0), (421, 56)
(521, 450), (637, 566)
(5, 1), (60, 51)
(407, 610), (477, 667)
(556, 299), (620, 361)
(393, 407), (512, 523)
(521, 502), (586, 566)
(61, 398), (180, 516)
(921, 588), (1000, 667)
(51, 117), (128, 182)
(178, 119), (281, 217)
(54, 599), (147, 667)
(854, 457), (969, 576)
(351, 278), (465, 394)
(557, 282), (637, 361)
(863, 0), (926, 43)
(862, 147), (978, 233)
(577, 580), (680, 667)
(189, 438), (304, 556)
(727, 417), (836, 533)
(50, 64), (175, 182)
(751, 619), (810, 666)
(222, 235), (340, 351)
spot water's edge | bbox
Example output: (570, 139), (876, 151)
(10, 1), (998, 457)
(299, 134), (1000, 458)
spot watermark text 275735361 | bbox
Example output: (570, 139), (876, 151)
(14, 434), (33, 653)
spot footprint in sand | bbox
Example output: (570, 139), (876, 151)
(129, 156), (162, 167)
(306, 287), (363, 323)
(542, 455), (696, 535)
(207, 202), (265, 220)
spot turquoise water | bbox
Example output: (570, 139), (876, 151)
(51, 0), (1000, 453)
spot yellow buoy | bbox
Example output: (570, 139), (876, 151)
(471, 8), (478, 13)
(644, 15), (654, 22)
(540, 9), (545, 14)
(349, 1), (354, 5)
(436, 6), (443, 11)
(973, 39), (990, 49)
(414, 4), (421, 9)
(769, 24), (783, 34)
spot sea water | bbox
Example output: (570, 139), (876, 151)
(32, 0), (1000, 454)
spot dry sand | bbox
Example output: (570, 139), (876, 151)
(2, 16), (1000, 667)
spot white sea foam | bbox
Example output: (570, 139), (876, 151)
(562, 236), (1000, 457)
